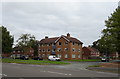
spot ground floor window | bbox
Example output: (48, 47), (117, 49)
(47, 54), (50, 57)
(57, 54), (61, 58)
(72, 54), (76, 58)
(65, 54), (68, 58)
(78, 55), (81, 58)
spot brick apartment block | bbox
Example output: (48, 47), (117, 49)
(38, 33), (83, 60)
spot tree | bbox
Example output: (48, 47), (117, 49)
(92, 7), (120, 57)
(16, 34), (38, 56)
(102, 7), (120, 55)
(0, 26), (14, 54)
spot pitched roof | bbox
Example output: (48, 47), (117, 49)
(82, 47), (99, 52)
(39, 35), (83, 44)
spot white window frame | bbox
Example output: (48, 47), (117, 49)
(65, 54), (68, 58)
(78, 49), (80, 52)
(57, 54), (61, 58)
(64, 48), (68, 51)
(57, 48), (61, 52)
(78, 55), (81, 58)
(72, 54), (76, 58)
(72, 48), (75, 52)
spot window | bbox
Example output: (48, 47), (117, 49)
(73, 42), (75, 45)
(58, 42), (62, 45)
(65, 48), (68, 51)
(52, 43), (55, 46)
(72, 48), (75, 52)
(48, 44), (51, 46)
(72, 54), (76, 58)
(43, 49), (45, 52)
(42, 54), (45, 57)
(78, 43), (81, 46)
(65, 54), (68, 58)
(57, 48), (61, 52)
(52, 49), (55, 52)
(39, 49), (41, 52)
(65, 42), (68, 45)
(78, 55), (81, 58)
(48, 49), (50, 52)
(47, 54), (50, 57)
(78, 49), (80, 52)
(57, 54), (61, 58)
(38, 44), (41, 47)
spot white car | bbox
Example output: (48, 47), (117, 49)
(48, 55), (61, 61)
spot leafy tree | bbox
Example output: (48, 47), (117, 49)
(0, 26), (14, 54)
(16, 34), (38, 56)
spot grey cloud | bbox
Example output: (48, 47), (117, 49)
(2, 2), (118, 46)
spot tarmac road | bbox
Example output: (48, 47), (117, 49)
(1, 63), (119, 78)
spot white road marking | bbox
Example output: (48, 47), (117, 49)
(97, 71), (118, 75)
(0, 73), (7, 76)
(41, 71), (72, 76)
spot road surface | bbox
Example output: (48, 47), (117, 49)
(1, 63), (119, 78)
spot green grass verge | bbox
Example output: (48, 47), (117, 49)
(89, 65), (101, 67)
(2, 58), (70, 65)
(64, 59), (101, 62)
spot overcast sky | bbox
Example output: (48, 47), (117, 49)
(1, 0), (119, 46)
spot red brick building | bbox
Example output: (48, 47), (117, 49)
(38, 33), (83, 60)
(12, 47), (34, 57)
(82, 47), (100, 59)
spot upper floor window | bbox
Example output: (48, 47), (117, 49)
(65, 42), (68, 45)
(52, 43), (56, 46)
(78, 49), (81, 52)
(65, 48), (68, 51)
(57, 48), (61, 52)
(58, 42), (62, 46)
(43, 49), (45, 52)
(73, 42), (75, 45)
(78, 43), (80, 46)
(72, 48), (75, 52)
(47, 49), (50, 52)
(52, 49), (56, 52)
(48, 44), (51, 46)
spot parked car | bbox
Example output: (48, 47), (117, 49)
(32, 56), (43, 60)
(20, 55), (29, 60)
(101, 57), (109, 62)
(11, 54), (29, 60)
(48, 55), (61, 61)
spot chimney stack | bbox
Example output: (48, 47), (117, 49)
(45, 36), (48, 39)
(67, 33), (70, 38)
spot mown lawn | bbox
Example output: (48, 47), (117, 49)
(2, 58), (70, 65)
(64, 59), (101, 62)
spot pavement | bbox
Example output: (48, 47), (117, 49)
(1, 63), (119, 78)
(87, 67), (119, 73)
